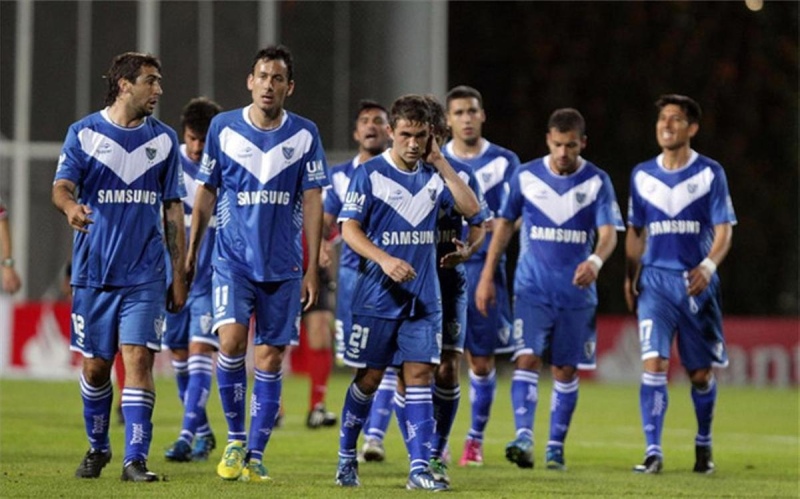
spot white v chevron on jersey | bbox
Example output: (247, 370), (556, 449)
(475, 156), (510, 194)
(332, 170), (351, 202)
(78, 129), (171, 185)
(634, 167), (715, 217)
(219, 127), (313, 185)
(520, 171), (603, 226)
(183, 171), (198, 209)
(369, 171), (443, 227)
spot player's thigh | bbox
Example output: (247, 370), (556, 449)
(211, 264), (257, 333)
(70, 286), (122, 360)
(636, 268), (682, 361)
(119, 280), (166, 352)
(253, 279), (302, 347)
(510, 299), (554, 362)
(397, 311), (443, 365)
(676, 283), (727, 371)
(334, 266), (357, 354)
(344, 314), (398, 369)
(552, 306), (596, 369)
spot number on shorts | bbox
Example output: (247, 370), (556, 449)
(349, 324), (370, 350)
(71, 313), (86, 347)
(513, 318), (524, 340)
(638, 319), (653, 345)
(214, 285), (229, 311)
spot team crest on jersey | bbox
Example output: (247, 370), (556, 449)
(282, 146), (295, 160)
(687, 183), (698, 194)
(482, 172), (493, 184)
(427, 186), (437, 202)
(575, 192), (586, 204)
(145, 147), (157, 161)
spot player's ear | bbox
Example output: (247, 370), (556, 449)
(286, 80), (295, 97)
(247, 73), (254, 91)
(688, 122), (699, 139)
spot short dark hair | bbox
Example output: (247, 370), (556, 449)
(389, 94), (432, 129)
(103, 52), (161, 106)
(423, 95), (447, 138)
(655, 94), (702, 124)
(548, 108), (586, 136)
(354, 99), (388, 124)
(252, 44), (294, 81)
(181, 97), (222, 137)
(446, 85), (484, 110)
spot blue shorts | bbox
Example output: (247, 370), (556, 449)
(465, 260), (513, 356)
(344, 312), (442, 369)
(636, 266), (727, 371)
(70, 280), (165, 360)
(162, 293), (218, 350)
(334, 265), (358, 359)
(212, 263), (301, 347)
(511, 294), (596, 369)
(439, 268), (467, 353)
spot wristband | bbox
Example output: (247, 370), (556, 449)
(1, 258), (13, 268)
(587, 254), (603, 271)
(699, 257), (717, 275)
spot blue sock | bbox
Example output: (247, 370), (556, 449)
(405, 385), (434, 475)
(247, 369), (282, 463)
(179, 354), (213, 445)
(393, 391), (409, 445)
(79, 374), (112, 451)
(547, 378), (579, 450)
(510, 369), (538, 441)
(691, 376), (716, 448)
(121, 387), (155, 465)
(431, 383), (460, 458)
(339, 382), (374, 459)
(640, 371), (668, 458)
(217, 353), (247, 444)
(364, 367), (397, 442)
(467, 369), (496, 442)
(172, 358), (189, 405)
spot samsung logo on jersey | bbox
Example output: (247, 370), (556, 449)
(237, 190), (291, 206)
(648, 220), (701, 235)
(438, 229), (459, 244)
(97, 189), (158, 205)
(382, 230), (436, 246)
(529, 225), (588, 244)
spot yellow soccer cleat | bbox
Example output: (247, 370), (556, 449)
(216, 440), (246, 480)
(240, 460), (271, 483)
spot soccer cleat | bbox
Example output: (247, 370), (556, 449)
(545, 446), (567, 471)
(192, 433), (217, 461)
(216, 440), (246, 480)
(121, 459), (159, 482)
(505, 436), (534, 469)
(164, 439), (193, 462)
(361, 438), (386, 462)
(693, 445), (715, 474)
(240, 460), (271, 482)
(75, 448), (112, 478)
(429, 457), (451, 485)
(458, 438), (484, 467)
(306, 403), (338, 429)
(407, 469), (449, 491)
(633, 454), (663, 474)
(335, 457), (360, 487)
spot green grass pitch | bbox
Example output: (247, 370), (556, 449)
(1, 372), (797, 497)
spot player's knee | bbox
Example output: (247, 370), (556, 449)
(515, 354), (541, 371)
(435, 358), (460, 386)
(551, 365), (577, 382)
(469, 355), (494, 376)
(82, 359), (112, 386)
(688, 368), (713, 388)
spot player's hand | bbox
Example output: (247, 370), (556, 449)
(572, 260), (600, 289)
(2, 266), (21, 294)
(475, 277), (496, 317)
(686, 264), (712, 296)
(379, 255), (417, 283)
(624, 276), (638, 313)
(301, 270), (319, 312)
(167, 278), (188, 313)
(424, 131), (444, 166)
(65, 204), (94, 233)
(440, 238), (471, 269)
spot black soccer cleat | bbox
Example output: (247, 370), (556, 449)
(75, 448), (112, 478)
(693, 445), (715, 474)
(121, 459), (159, 482)
(306, 403), (338, 429)
(633, 454), (663, 474)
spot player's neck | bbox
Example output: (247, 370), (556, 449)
(390, 149), (418, 172)
(249, 106), (283, 131)
(451, 137), (484, 159)
(357, 150), (380, 165)
(661, 145), (692, 170)
(106, 103), (146, 128)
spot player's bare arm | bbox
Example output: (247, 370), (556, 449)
(341, 219), (416, 283)
(164, 199), (187, 312)
(475, 217), (514, 316)
(52, 179), (93, 233)
(687, 223), (733, 296)
(302, 187), (324, 310)
(186, 183), (216, 285)
(624, 225), (647, 312)
(440, 223), (485, 269)
(573, 224), (617, 289)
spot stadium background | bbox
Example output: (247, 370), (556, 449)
(0, 1), (797, 382)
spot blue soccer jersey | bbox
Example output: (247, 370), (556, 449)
(54, 108), (186, 288)
(324, 156), (361, 270)
(443, 140), (519, 262)
(338, 151), (456, 319)
(179, 145), (215, 298)
(197, 106), (329, 282)
(501, 156), (624, 308)
(627, 151), (737, 270)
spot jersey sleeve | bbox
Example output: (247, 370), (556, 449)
(196, 120), (222, 188)
(626, 169), (645, 228)
(710, 166), (737, 226)
(161, 130), (187, 201)
(323, 183), (342, 217)
(498, 168), (523, 221)
(596, 172), (625, 231)
(301, 131), (330, 191)
(338, 166), (371, 225)
(54, 123), (88, 186)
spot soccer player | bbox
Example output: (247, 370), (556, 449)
(53, 52), (187, 482)
(444, 85), (520, 466)
(163, 97), (223, 462)
(476, 108), (623, 470)
(0, 195), (22, 294)
(625, 95), (736, 474)
(187, 45), (329, 482)
(334, 94), (479, 490)
(323, 100), (395, 458)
